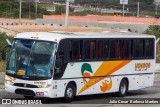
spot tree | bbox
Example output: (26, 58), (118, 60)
(140, 0), (154, 4)
(0, 0), (51, 18)
(55, 5), (65, 15)
(0, 32), (13, 61)
(145, 25), (160, 38)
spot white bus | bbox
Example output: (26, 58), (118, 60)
(2, 31), (156, 102)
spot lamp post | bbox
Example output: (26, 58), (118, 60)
(156, 4), (158, 15)
(137, 1), (139, 17)
(35, 0), (38, 19)
(65, 0), (69, 27)
(122, 4), (124, 16)
(29, 0), (31, 19)
(19, 0), (21, 23)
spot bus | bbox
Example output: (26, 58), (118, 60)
(2, 31), (156, 102)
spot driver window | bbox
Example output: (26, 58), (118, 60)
(54, 51), (64, 79)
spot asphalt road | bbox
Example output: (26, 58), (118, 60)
(0, 79), (160, 105)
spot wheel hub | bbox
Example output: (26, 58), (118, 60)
(121, 83), (126, 94)
(66, 88), (73, 98)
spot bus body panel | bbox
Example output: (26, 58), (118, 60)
(4, 32), (156, 99)
(60, 60), (154, 95)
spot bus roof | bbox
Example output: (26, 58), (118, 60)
(14, 31), (155, 42)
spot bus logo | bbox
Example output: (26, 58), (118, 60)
(135, 63), (151, 71)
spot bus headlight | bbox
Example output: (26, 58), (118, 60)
(5, 80), (14, 85)
(37, 84), (51, 88)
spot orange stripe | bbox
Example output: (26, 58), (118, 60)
(106, 60), (131, 76)
(78, 60), (131, 94)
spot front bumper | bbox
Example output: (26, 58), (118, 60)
(5, 84), (55, 98)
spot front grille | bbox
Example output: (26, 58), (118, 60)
(15, 89), (35, 96)
(13, 83), (38, 88)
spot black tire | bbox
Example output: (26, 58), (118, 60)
(24, 96), (34, 99)
(64, 84), (75, 103)
(118, 79), (128, 97)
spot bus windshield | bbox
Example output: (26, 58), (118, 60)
(6, 39), (56, 80)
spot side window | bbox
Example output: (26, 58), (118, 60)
(84, 41), (89, 59)
(90, 41), (96, 59)
(116, 40), (121, 59)
(54, 51), (64, 79)
(79, 40), (83, 59)
(70, 40), (83, 60)
(145, 39), (154, 58)
(110, 40), (116, 58)
(97, 40), (104, 59)
(57, 39), (70, 63)
(133, 39), (144, 58)
(84, 40), (96, 60)
(104, 40), (109, 59)
(110, 40), (121, 59)
(73, 40), (80, 60)
(122, 40), (131, 58)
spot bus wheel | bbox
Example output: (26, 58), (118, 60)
(64, 84), (75, 103)
(118, 79), (128, 97)
(24, 96), (34, 99)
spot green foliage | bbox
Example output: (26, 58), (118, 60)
(0, 32), (13, 61)
(70, 10), (103, 16)
(0, 0), (51, 18)
(140, 0), (154, 4)
(55, 5), (65, 15)
(145, 25), (160, 63)
(144, 25), (160, 38)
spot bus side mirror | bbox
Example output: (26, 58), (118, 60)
(2, 51), (6, 60)
(2, 45), (11, 60)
